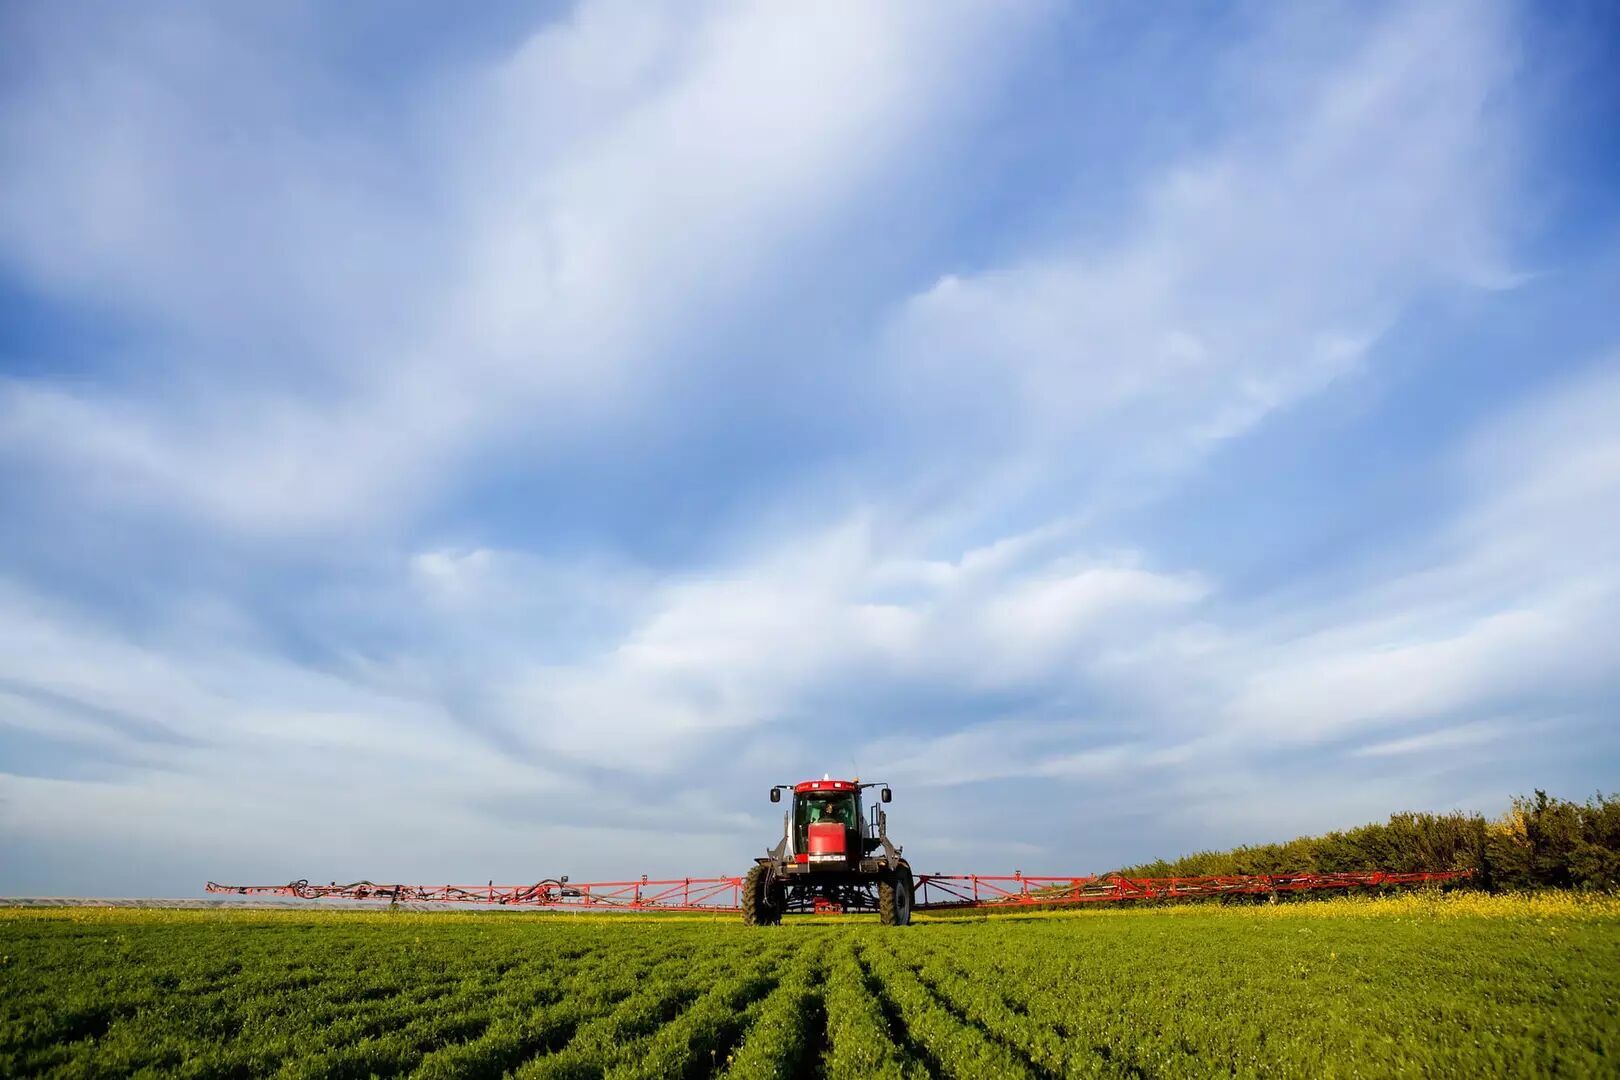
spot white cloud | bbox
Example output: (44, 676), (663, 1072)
(5, 356), (1616, 883)
(0, 0), (1035, 533)
(1224, 607), (1574, 739)
(884, 0), (1519, 486)
(410, 546), (496, 595)
(492, 519), (1205, 770)
(0, 578), (569, 795)
(848, 358), (1620, 802)
(857, 718), (1185, 790)
(1352, 718), (1516, 758)
(5, 1), (1613, 891)
(1215, 359), (1620, 745)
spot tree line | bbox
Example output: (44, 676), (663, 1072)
(1117, 790), (1620, 890)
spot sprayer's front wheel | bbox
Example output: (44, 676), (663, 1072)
(742, 865), (779, 925)
(879, 866), (913, 926)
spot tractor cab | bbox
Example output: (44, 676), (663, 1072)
(768, 776), (895, 868)
(792, 780), (861, 865)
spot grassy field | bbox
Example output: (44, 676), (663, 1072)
(3, 893), (1617, 1078)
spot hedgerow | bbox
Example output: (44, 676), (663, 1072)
(1118, 789), (1620, 891)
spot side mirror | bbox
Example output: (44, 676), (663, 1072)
(769, 788), (781, 803)
(881, 787), (892, 803)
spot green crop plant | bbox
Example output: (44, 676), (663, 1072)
(856, 941), (1034, 1078)
(718, 941), (824, 1079)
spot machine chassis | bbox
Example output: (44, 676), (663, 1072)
(743, 778), (915, 925)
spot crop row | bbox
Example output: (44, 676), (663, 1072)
(1, 919), (724, 1077)
(509, 938), (794, 1079)
(818, 938), (924, 1079)
(292, 940), (682, 1079)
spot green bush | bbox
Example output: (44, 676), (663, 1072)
(1120, 790), (1620, 891)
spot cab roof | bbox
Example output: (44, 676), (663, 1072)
(793, 778), (858, 794)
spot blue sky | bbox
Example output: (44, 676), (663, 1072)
(2, 0), (1618, 895)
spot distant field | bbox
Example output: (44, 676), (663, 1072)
(3, 893), (1617, 1078)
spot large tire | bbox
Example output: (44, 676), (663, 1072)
(878, 867), (913, 926)
(743, 865), (781, 926)
(767, 880), (786, 924)
(742, 865), (767, 925)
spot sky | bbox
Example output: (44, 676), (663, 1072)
(2, 0), (1618, 896)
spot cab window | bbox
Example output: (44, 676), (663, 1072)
(794, 792), (856, 847)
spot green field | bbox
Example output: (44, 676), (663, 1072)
(3, 893), (1617, 1078)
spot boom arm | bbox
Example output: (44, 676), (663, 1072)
(206, 868), (1471, 912)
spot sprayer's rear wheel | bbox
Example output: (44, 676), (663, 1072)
(742, 865), (779, 926)
(879, 866), (913, 926)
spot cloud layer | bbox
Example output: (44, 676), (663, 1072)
(3, 0), (1618, 892)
